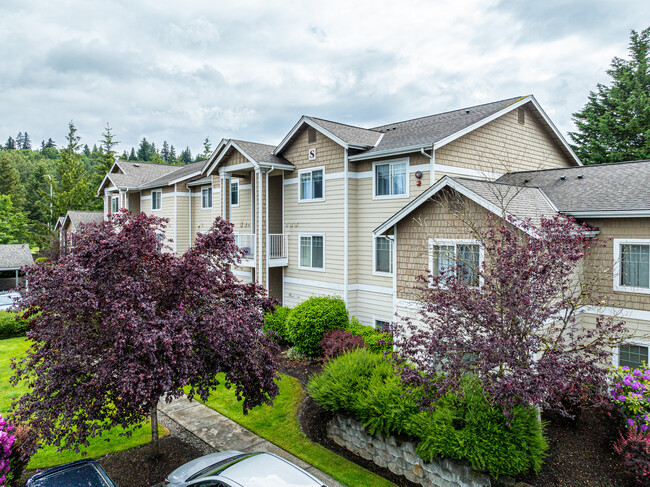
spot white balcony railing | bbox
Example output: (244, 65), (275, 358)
(269, 234), (288, 259)
(234, 233), (255, 258)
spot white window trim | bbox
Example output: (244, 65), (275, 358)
(298, 232), (325, 272)
(297, 166), (326, 203)
(427, 238), (484, 288)
(613, 339), (650, 368)
(201, 186), (213, 210)
(230, 180), (240, 208)
(111, 196), (119, 213)
(373, 235), (394, 277)
(613, 238), (650, 295)
(372, 157), (410, 200)
(151, 190), (162, 211)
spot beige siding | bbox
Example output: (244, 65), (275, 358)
(284, 281), (343, 308)
(141, 186), (176, 252)
(435, 104), (574, 175)
(190, 185), (216, 237)
(350, 290), (393, 327)
(231, 175), (253, 232)
(283, 128), (345, 177)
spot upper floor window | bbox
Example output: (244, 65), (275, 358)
(151, 190), (162, 211)
(230, 180), (239, 207)
(614, 239), (650, 294)
(111, 196), (119, 213)
(428, 239), (482, 287)
(299, 234), (324, 270)
(201, 186), (212, 209)
(374, 236), (393, 275)
(299, 167), (324, 202)
(374, 159), (408, 199)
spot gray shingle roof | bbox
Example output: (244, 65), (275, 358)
(232, 140), (293, 166)
(360, 96), (523, 156)
(0, 244), (34, 270)
(452, 178), (556, 227)
(306, 117), (383, 148)
(66, 211), (103, 229)
(139, 160), (204, 189)
(497, 160), (650, 213)
(107, 161), (180, 188)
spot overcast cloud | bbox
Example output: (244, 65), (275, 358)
(1, 0), (648, 156)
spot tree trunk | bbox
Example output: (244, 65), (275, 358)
(151, 404), (159, 456)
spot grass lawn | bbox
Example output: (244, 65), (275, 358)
(0, 336), (166, 469)
(199, 373), (395, 487)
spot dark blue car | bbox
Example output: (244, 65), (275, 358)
(26, 459), (118, 487)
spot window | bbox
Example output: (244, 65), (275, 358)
(428, 239), (482, 287)
(375, 319), (391, 333)
(374, 236), (393, 274)
(230, 180), (239, 207)
(618, 343), (649, 369)
(201, 186), (212, 209)
(151, 190), (162, 211)
(299, 234), (324, 270)
(374, 160), (407, 198)
(111, 196), (119, 213)
(299, 168), (324, 201)
(614, 239), (650, 294)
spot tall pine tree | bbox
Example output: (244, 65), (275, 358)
(5, 137), (16, 150)
(570, 28), (650, 164)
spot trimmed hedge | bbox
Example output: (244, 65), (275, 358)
(263, 306), (292, 344)
(286, 296), (348, 357)
(308, 348), (547, 479)
(0, 311), (29, 340)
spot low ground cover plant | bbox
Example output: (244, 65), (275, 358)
(308, 348), (547, 479)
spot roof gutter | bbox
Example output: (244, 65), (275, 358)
(348, 144), (431, 162)
(564, 210), (650, 218)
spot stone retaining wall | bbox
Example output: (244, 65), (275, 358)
(327, 414), (494, 487)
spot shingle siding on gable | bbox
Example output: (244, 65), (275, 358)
(283, 128), (345, 177)
(435, 105), (572, 174)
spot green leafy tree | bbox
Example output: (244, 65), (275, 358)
(0, 195), (30, 244)
(570, 28), (650, 164)
(0, 153), (26, 208)
(52, 122), (94, 222)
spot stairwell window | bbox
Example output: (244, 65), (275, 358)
(614, 239), (650, 294)
(374, 159), (408, 199)
(111, 196), (119, 213)
(374, 236), (393, 275)
(201, 186), (212, 209)
(151, 190), (162, 211)
(428, 239), (482, 287)
(230, 180), (239, 207)
(299, 167), (324, 202)
(299, 234), (324, 270)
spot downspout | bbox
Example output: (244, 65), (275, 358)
(188, 186), (192, 247)
(344, 148), (349, 306)
(420, 147), (435, 186)
(258, 169), (263, 283)
(174, 183), (178, 253)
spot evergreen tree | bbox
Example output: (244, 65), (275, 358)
(121, 150), (129, 160)
(41, 140), (45, 151)
(0, 152), (26, 208)
(16, 132), (24, 149)
(137, 138), (156, 161)
(202, 137), (211, 160)
(94, 124), (120, 191)
(22, 132), (31, 150)
(92, 144), (99, 154)
(0, 195), (30, 244)
(5, 137), (16, 150)
(129, 148), (137, 161)
(161, 140), (170, 162)
(169, 145), (177, 163)
(83, 144), (91, 157)
(179, 146), (192, 164)
(44, 138), (56, 148)
(52, 122), (94, 222)
(570, 28), (650, 164)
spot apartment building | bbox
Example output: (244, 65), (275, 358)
(98, 95), (581, 329)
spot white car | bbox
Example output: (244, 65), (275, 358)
(0, 291), (21, 312)
(164, 451), (327, 487)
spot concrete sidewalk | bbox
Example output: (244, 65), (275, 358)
(158, 397), (345, 487)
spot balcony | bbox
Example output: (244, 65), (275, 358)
(234, 233), (255, 267)
(269, 234), (288, 267)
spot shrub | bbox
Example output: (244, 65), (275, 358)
(286, 346), (311, 362)
(263, 306), (292, 344)
(6, 424), (35, 487)
(286, 296), (348, 357)
(346, 317), (392, 353)
(0, 414), (16, 487)
(0, 311), (29, 340)
(614, 428), (650, 486)
(357, 374), (419, 436)
(609, 365), (650, 432)
(320, 329), (365, 361)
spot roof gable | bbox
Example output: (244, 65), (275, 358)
(0, 244), (34, 270)
(205, 139), (293, 176)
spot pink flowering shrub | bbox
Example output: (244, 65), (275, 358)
(0, 414), (17, 487)
(609, 365), (650, 432)
(614, 428), (650, 486)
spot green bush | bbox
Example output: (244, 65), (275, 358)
(307, 350), (547, 479)
(285, 296), (348, 357)
(263, 306), (292, 344)
(0, 311), (29, 339)
(347, 317), (392, 353)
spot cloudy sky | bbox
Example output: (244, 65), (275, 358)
(1, 0), (648, 157)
